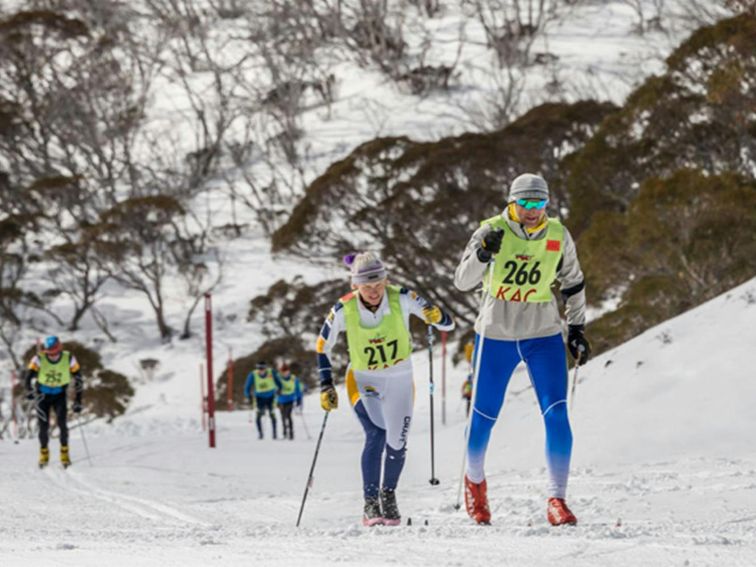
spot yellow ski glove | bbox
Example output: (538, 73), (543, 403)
(422, 305), (443, 325)
(320, 386), (338, 411)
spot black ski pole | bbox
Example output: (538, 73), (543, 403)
(427, 326), (439, 486)
(296, 411), (329, 527)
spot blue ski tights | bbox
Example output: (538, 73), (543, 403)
(467, 332), (573, 498)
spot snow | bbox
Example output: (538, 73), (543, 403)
(1, 278), (755, 566)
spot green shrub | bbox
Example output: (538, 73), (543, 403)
(567, 14), (756, 235)
(585, 169), (756, 356)
(272, 101), (614, 330)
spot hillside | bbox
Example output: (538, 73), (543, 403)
(0, 1), (740, 407)
(267, 12), (756, 371)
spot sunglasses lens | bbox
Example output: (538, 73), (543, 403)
(516, 198), (548, 210)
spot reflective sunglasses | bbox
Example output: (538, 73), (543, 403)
(515, 198), (548, 210)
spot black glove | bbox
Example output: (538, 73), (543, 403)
(567, 325), (591, 366)
(477, 228), (504, 262)
(25, 389), (35, 401)
(73, 398), (83, 413)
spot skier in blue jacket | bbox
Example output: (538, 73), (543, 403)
(244, 361), (283, 439)
(276, 363), (303, 440)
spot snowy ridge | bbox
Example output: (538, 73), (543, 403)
(1, 277), (754, 565)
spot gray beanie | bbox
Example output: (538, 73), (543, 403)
(507, 173), (549, 202)
(345, 252), (388, 284)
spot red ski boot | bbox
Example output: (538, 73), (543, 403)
(464, 476), (491, 525)
(547, 498), (577, 526)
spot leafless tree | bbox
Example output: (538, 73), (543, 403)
(620, 0), (667, 33)
(168, 207), (225, 339)
(665, 0), (737, 30)
(464, 0), (560, 67)
(144, 0), (257, 194)
(457, 54), (526, 130)
(0, 214), (39, 368)
(407, 0), (444, 17)
(0, 3), (168, 336)
(342, 0), (408, 76)
(44, 236), (111, 333)
(92, 196), (186, 341)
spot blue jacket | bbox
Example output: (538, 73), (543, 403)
(244, 369), (283, 400)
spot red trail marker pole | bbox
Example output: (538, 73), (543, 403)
(205, 293), (216, 448)
(200, 363), (206, 432)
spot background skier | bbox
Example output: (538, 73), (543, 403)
(244, 361), (282, 440)
(276, 363), (303, 440)
(25, 335), (84, 468)
(461, 373), (473, 416)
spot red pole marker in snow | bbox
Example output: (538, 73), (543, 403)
(205, 293), (216, 448)
(441, 331), (447, 426)
(200, 363), (207, 432)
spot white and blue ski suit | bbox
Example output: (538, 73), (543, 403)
(317, 287), (454, 498)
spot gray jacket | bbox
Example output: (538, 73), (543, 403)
(454, 212), (586, 340)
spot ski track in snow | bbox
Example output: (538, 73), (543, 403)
(2, 400), (756, 565)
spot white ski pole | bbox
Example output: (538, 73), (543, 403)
(454, 257), (497, 510)
(297, 407), (313, 440)
(77, 415), (93, 466)
(569, 344), (586, 411)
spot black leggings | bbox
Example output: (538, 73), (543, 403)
(279, 402), (294, 439)
(255, 397), (277, 438)
(37, 391), (68, 448)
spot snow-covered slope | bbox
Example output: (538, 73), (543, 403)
(1, 278), (754, 566)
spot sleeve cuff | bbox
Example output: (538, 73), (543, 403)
(476, 248), (492, 263)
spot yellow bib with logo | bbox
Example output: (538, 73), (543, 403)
(481, 215), (564, 303)
(254, 370), (276, 394)
(279, 376), (297, 396)
(342, 286), (412, 371)
(38, 352), (72, 387)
